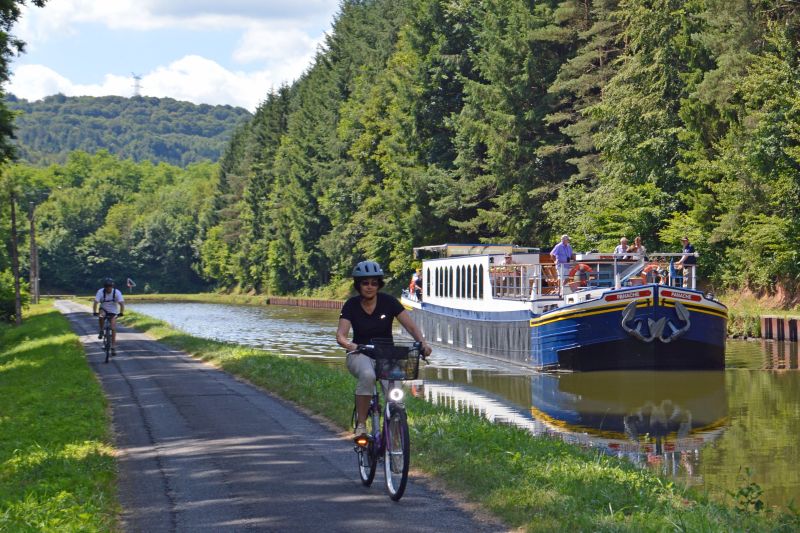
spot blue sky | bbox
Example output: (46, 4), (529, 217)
(9, 0), (342, 111)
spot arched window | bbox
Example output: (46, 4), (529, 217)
(456, 266), (461, 298)
(426, 268), (430, 297)
(479, 265), (484, 299)
(448, 266), (454, 297)
(467, 265), (472, 299)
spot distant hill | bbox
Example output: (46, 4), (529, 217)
(6, 94), (252, 167)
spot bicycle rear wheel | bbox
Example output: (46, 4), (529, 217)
(354, 405), (378, 486)
(384, 404), (410, 500)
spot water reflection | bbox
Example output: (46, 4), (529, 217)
(418, 371), (727, 484)
(726, 338), (800, 370)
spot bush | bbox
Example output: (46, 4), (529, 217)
(0, 269), (29, 322)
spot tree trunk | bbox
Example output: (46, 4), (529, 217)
(29, 202), (39, 304)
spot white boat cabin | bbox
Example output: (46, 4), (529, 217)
(408, 244), (699, 314)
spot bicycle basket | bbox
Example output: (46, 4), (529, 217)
(370, 340), (420, 381)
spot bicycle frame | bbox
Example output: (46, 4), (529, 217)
(101, 311), (116, 363)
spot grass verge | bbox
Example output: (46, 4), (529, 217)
(0, 303), (117, 532)
(122, 309), (799, 532)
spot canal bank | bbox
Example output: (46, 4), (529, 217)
(115, 304), (798, 531)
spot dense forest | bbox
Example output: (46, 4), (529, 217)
(6, 94), (251, 167)
(3, 0), (800, 304)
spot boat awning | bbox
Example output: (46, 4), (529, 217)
(413, 243), (540, 259)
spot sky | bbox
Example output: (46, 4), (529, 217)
(8, 0), (342, 111)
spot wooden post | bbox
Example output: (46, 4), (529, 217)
(10, 192), (22, 325)
(28, 202), (39, 304)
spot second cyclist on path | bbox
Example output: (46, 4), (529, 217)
(93, 278), (125, 356)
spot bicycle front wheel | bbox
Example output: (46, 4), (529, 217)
(355, 406), (378, 486)
(103, 332), (111, 363)
(384, 405), (410, 500)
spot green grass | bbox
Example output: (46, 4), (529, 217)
(122, 309), (799, 532)
(0, 304), (117, 532)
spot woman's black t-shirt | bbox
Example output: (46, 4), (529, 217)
(340, 292), (405, 344)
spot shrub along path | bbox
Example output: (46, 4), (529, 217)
(55, 300), (498, 532)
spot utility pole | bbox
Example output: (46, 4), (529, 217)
(28, 202), (39, 304)
(10, 192), (21, 325)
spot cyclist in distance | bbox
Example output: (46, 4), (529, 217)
(336, 260), (432, 439)
(93, 278), (125, 355)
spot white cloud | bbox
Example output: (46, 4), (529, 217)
(9, 56), (299, 111)
(9, 0), (340, 109)
(233, 24), (319, 64)
(16, 0), (340, 44)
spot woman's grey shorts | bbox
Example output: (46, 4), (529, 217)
(346, 351), (376, 395)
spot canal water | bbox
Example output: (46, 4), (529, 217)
(129, 301), (800, 510)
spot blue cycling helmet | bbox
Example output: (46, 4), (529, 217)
(352, 260), (384, 279)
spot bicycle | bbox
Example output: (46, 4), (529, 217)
(350, 340), (422, 501)
(95, 311), (119, 363)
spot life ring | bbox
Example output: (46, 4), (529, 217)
(568, 263), (593, 286)
(640, 263), (661, 283)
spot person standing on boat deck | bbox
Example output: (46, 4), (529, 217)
(336, 260), (432, 440)
(550, 235), (573, 293)
(629, 235), (646, 258)
(501, 253), (517, 296)
(675, 236), (696, 288)
(413, 268), (423, 300)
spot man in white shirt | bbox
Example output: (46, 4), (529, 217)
(92, 278), (125, 355)
(614, 237), (629, 257)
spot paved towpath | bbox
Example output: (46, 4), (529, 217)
(56, 300), (503, 532)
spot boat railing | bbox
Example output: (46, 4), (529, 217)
(489, 252), (699, 300)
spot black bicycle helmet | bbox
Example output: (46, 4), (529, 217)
(351, 260), (384, 279)
(103, 277), (114, 286)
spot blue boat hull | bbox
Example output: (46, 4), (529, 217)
(403, 285), (727, 371)
(531, 286), (727, 370)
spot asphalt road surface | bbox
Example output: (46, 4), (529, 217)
(57, 301), (504, 532)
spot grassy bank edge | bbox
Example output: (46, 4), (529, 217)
(119, 308), (797, 532)
(0, 303), (118, 531)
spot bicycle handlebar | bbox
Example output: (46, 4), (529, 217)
(347, 341), (426, 360)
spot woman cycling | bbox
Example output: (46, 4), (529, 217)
(336, 260), (432, 439)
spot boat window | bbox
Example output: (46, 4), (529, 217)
(436, 322), (442, 342)
(447, 324), (453, 344)
(471, 265), (477, 298)
(449, 266), (453, 297)
(465, 327), (473, 348)
(426, 268), (430, 297)
(466, 265), (472, 298)
(435, 267), (440, 297)
(479, 265), (484, 299)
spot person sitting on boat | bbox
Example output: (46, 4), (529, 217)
(550, 234), (573, 293)
(614, 237), (630, 259)
(675, 236), (696, 287)
(336, 260), (432, 439)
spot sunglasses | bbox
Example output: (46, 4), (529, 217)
(360, 279), (380, 287)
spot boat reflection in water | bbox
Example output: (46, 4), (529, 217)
(418, 370), (727, 480)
